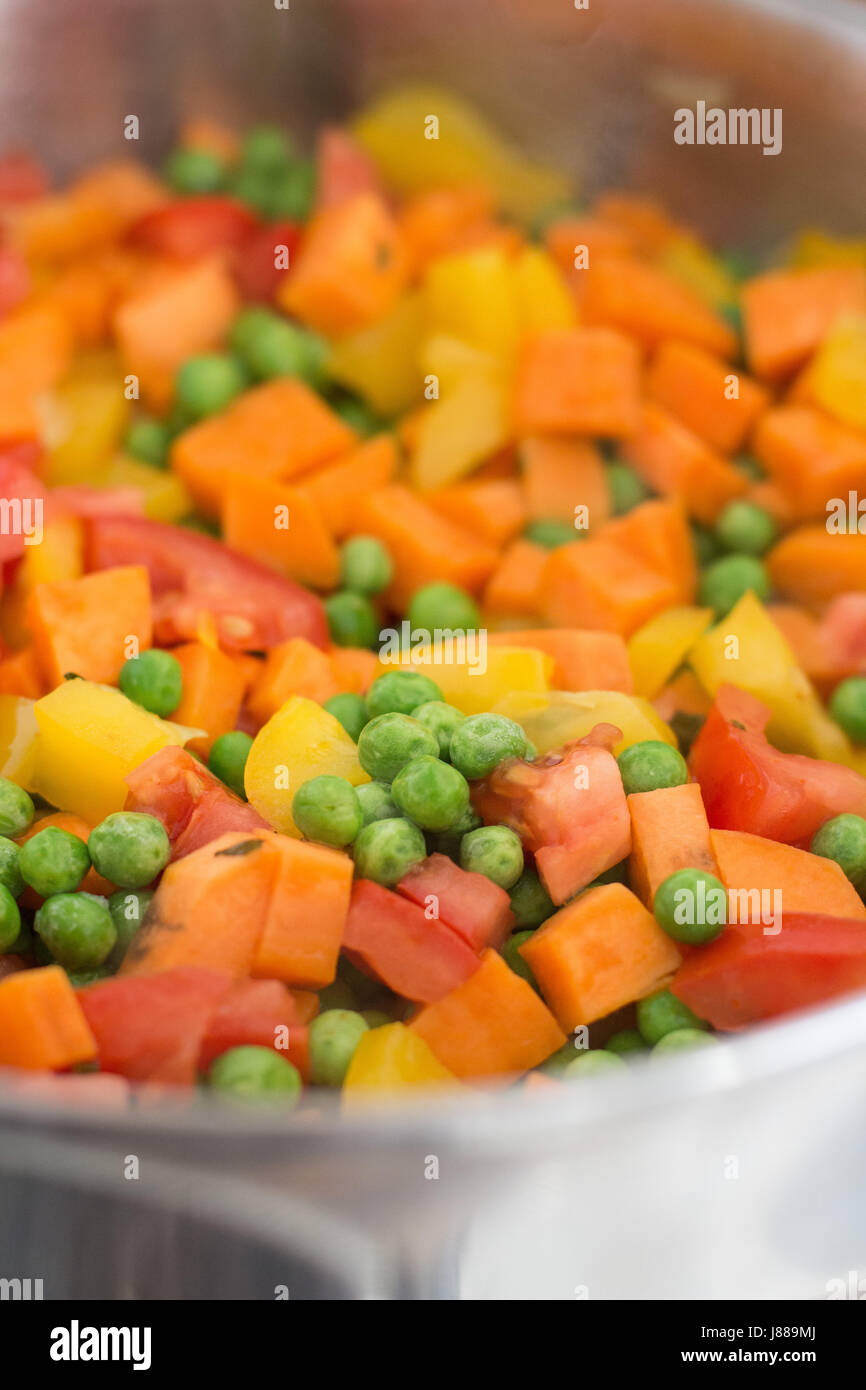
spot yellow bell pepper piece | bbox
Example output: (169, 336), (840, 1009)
(45, 374), (128, 485)
(492, 690), (677, 757)
(0, 695), (38, 786)
(419, 334), (497, 396)
(628, 606), (714, 699)
(327, 292), (425, 416)
(424, 245), (519, 360)
(16, 513), (84, 589)
(244, 695), (368, 836)
(657, 234), (739, 312)
(790, 230), (866, 270)
(343, 1023), (456, 1107)
(353, 85), (570, 222)
(689, 591), (850, 762)
(376, 644), (552, 717)
(513, 246), (576, 332)
(808, 315), (866, 431)
(98, 456), (194, 523)
(30, 680), (198, 823)
(409, 367), (511, 491)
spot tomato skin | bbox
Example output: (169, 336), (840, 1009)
(86, 515), (328, 652)
(343, 879), (482, 1003)
(820, 594), (866, 670)
(314, 126), (384, 212)
(396, 853), (514, 952)
(671, 914), (866, 1030)
(198, 978), (310, 1080)
(0, 151), (48, 203)
(124, 746), (268, 859)
(233, 219), (301, 302)
(126, 196), (258, 260)
(689, 684), (866, 844)
(0, 246), (30, 317)
(0, 455), (46, 564)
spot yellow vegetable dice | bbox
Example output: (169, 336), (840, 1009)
(410, 368), (510, 491)
(327, 292), (425, 416)
(493, 689), (677, 756)
(99, 456), (194, 522)
(45, 375), (128, 485)
(0, 695), (38, 786)
(16, 513), (84, 589)
(244, 695), (369, 835)
(809, 315), (866, 431)
(657, 234), (739, 312)
(31, 680), (197, 822)
(628, 607), (714, 699)
(513, 246), (576, 332)
(376, 644), (552, 716)
(424, 245), (519, 360)
(343, 1023), (456, 1107)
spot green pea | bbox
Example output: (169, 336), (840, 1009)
(501, 929), (538, 988)
(292, 775), (362, 847)
(163, 146), (226, 194)
(0, 836), (24, 899)
(636, 988), (709, 1046)
(449, 712), (527, 781)
(357, 712), (439, 783)
(508, 869), (554, 928)
(0, 883), (21, 952)
(829, 677), (866, 743)
(107, 888), (153, 967)
(563, 1049), (628, 1079)
(810, 813), (866, 888)
(698, 554), (770, 618)
(65, 965), (112, 988)
(88, 813), (171, 889)
(0, 778), (34, 838)
(241, 125), (293, 171)
(118, 648), (183, 718)
(309, 1009), (369, 1086)
(262, 160), (315, 221)
(604, 1028), (647, 1057)
(523, 519), (578, 549)
(352, 817), (426, 886)
(366, 671), (443, 720)
(229, 308), (328, 387)
(323, 693), (369, 743)
(208, 731), (254, 798)
(409, 701), (465, 761)
(4, 921), (33, 956)
(19, 827), (91, 897)
(124, 417), (171, 469)
(340, 536), (393, 596)
(652, 1028), (720, 1055)
(460, 824), (524, 889)
(691, 523), (722, 568)
(606, 462), (651, 515)
(35, 892), (116, 971)
(390, 755), (470, 832)
(427, 802), (483, 859)
(355, 780), (400, 826)
(324, 591), (380, 648)
(209, 1045), (302, 1105)
(616, 739), (688, 795)
(538, 1041), (580, 1077)
(653, 867), (727, 945)
(316, 978), (356, 1012)
(407, 583), (480, 636)
(176, 353), (247, 421)
(715, 500), (777, 556)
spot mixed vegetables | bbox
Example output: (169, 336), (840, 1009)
(1, 87), (866, 1108)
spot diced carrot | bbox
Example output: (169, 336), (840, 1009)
(18, 811), (115, 900)
(289, 989), (321, 1025)
(767, 528), (866, 605)
(473, 443), (519, 480)
(0, 300), (72, 395)
(0, 966), (97, 1071)
(4, 192), (115, 265)
(519, 882), (683, 1030)
(540, 537), (679, 637)
(0, 647), (44, 699)
(710, 829), (866, 920)
(545, 215), (638, 275)
(746, 479), (796, 530)
(410, 949), (566, 1085)
(178, 118), (241, 162)
(742, 266), (866, 381)
(647, 340), (770, 453)
(251, 831), (354, 988)
(278, 192), (410, 336)
(593, 193), (682, 254)
(328, 646), (380, 695)
(398, 185), (494, 270)
(172, 378), (356, 514)
(602, 499), (697, 603)
(652, 668), (712, 723)
(352, 485), (497, 609)
(294, 435), (398, 538)
(627, 783), (720, 907)
(0, 387), (41, 441)
(488, 628), (632, 693)
(482, 539), (547, 617)
(581, 255), (737, 357)
(428, 479), (526, 547)
(231, 652), (265, 696)
(170, 642), (245, 756)
(42, 259), (114, 348)
(27, 564), (151, 688)
(752, 407), (866, 522)
(247, 637), (339, 726)
(114, 257), (239, 410)
(520, 435), (610, 528)
(622, 403), (748, 524)
(221, 471), (340, 591)
(512, 328), (642, 437)
(71, 159), (167, 230)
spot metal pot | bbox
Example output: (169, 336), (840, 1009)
(1, 0), (866, 1300)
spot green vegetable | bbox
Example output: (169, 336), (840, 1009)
(339, 536), (393, 596)
(460, 824), (524, 890)
(241, 125), (293, 171)
(0, 778), (34, 838)
(323, 693), (369, 743)
(124, 417), (171, 469)
(714, 500), (777, 556)
(523, 519), (577, 549)
(19, 827), (91, 897)
(229, 307), (327, 386)
(316, 978), (356, 1012)
(366, 670), (443, 720)
(324, 591), (380, 648)
(733, 453), (765, 482)
(360, 1009), (392, 1029)
(329, 392), (382, 436)
(508, 868), (554, 928)
(118, 648), (183, 718)
(309, 1009), (369, 1086)
(208, 731), (254, 798)
(810, 813), (866, 889)
(262, 160), (315, 221)
(355, 780), (400, 825)
(698, 553), (770, 618)
(652, 1028), (720, 1055)
(107, 888), (153, 967)
(501, 929), (538, 988)
(538, 1041), (578, 1077)
(449, 712), (527, 781)
(357, 712), (439, 783)
(0, 836), (24, 899)
(407, 582), (480, 635)
(390, 755), (470, 831)
(691, 523), (721, 568)
(616, 740), (688, 795)
(292, 775), (363, 847)
(208, 1045), (303, 1104)
(563, 1049), (628, 1079)
(88, 812), (171, 889)
(34, 892), (117, 971)
(163, 146), (226, 194)
(175, 353), (247, 420)
(606, 462), (650, 515)
(0, 883), (21, 952)
(409, 701), (465, 760)
(829, 677), (866, 743)
(352, 817), (426, 886)
(604, 1028), (647, 1057)
(653, 867), (728, 945)
(636, 988), (709, 1046)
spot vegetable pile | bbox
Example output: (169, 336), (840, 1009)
(1, 88), (866, 1108)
